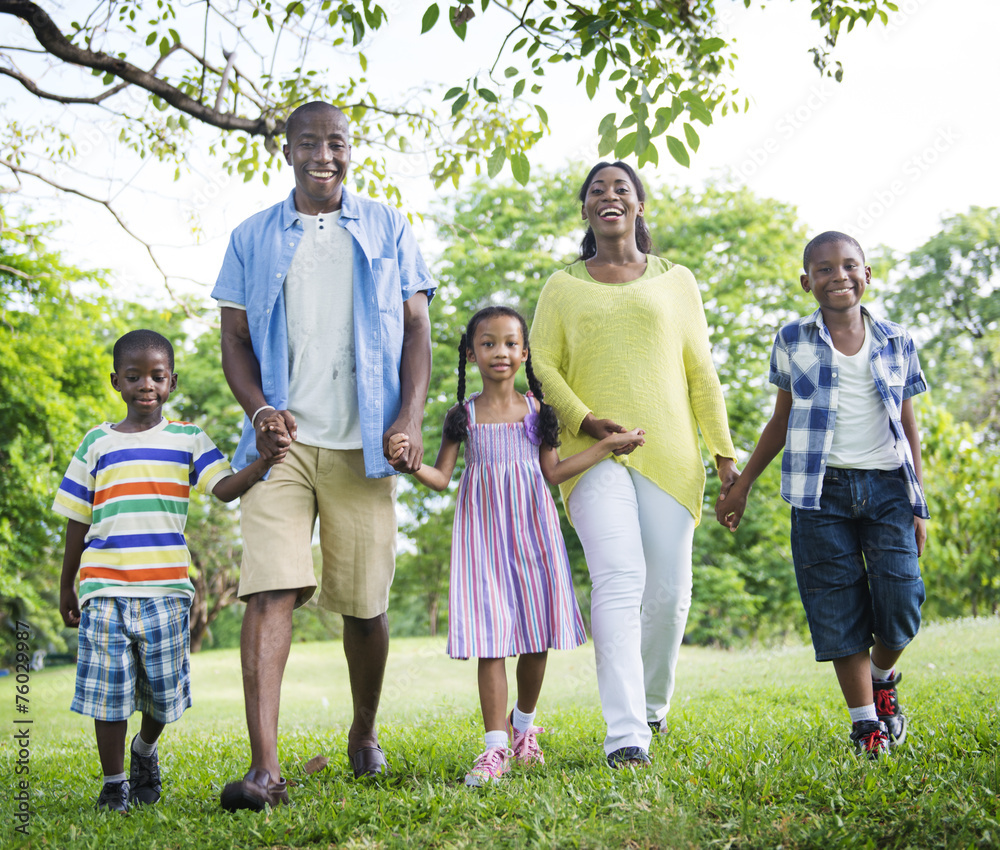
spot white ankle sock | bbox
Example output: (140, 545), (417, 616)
(103, 772), (127, 784)
(848, 704), (878, 724)
(512, 705), (536, 733)
(484, 730), (508, 750)
(870, 659), (895, 682)
(132, 733), (157, 757)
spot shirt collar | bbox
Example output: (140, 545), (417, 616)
(281, 186), (359, 230)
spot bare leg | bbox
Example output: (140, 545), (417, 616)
(241, 589), (298, 780)
(832, 649), (875, 708)
(138, 714), (165, 746)
(95, 720), (128, 776)
(870, 637), (904, 674)
(478, 658), (509, 732)
(343, 613), (389, 755)
(514, 652), (548, 714)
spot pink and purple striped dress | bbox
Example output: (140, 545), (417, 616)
(447, 393), (587, 660)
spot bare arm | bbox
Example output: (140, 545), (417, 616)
(211, 453), (286, 503)
(59, 519), (88, 628)
(384, 292), (431, 473)
(539, 427), (646, 486)
(900, 397), (927, 556)
(220, 306), (296, 458)
(388, 430), (459, 491)
(716, 388), (792, 530)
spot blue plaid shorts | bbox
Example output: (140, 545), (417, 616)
(71, 596), (192, 723)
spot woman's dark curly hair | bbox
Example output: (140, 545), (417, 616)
(576, 160), (652, 261)
(442, 305), (561, 449)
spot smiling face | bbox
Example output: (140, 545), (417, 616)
(283, 104), (352, 215)
(581, 165), (644, 238)
(110, 347), (177, 428)
(467, 314), (528, 384)
(800, 239), (871, 315)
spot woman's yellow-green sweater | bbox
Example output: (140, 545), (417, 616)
(529, 257), (736, 525)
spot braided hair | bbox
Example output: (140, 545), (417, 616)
(442, 305), (561, 449)
(576, 160), (652, 261)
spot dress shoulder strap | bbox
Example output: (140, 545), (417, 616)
(466, 392), (479, 425)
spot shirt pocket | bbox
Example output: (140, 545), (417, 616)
(789, 349), (822, 400)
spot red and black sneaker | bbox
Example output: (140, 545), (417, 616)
(850, 720), (890, 759)
(873, 671), (908, 746)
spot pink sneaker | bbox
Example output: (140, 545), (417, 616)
(508, 711), (546, 765)
(464, 746), (512, 787)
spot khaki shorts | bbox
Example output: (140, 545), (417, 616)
(238, 442), (397, 618)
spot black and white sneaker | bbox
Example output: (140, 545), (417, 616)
(873, 672), (908, 746)
(128, 735), (162, 805)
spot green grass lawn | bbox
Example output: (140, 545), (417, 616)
(2, 617), (998, 848)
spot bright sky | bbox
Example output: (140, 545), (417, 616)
(9, 0), (998, 306)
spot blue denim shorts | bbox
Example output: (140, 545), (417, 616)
(71, 596), (192, 722)
(790, 467), (924, 662)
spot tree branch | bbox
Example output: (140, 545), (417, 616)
(0, 65), (130, 104)
(1, 0), (279, 137)
(1, 156), (201, 320)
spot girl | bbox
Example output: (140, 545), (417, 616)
(389, 305), (644, 786)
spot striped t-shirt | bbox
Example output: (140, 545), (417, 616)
(52, 419), (232, 603)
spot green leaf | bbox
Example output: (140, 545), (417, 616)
(421, 4), (439, 34)
(504, 66), (518, 78)
(535, 105), (549, 126)
(513, 79), (525, 98)
(608, 69), (627, 82)
(683, 122), (700, 152)
(487, 146), (505, 178)
(614, 132), (636, 159)
(477, 88), (498, 103)
(159, 36), (170, 56)
(510, 152), (530, 185)
(598, 130), (616, 158)
(697, 37), (727, 54)
(666, 135), (690, 167)
(443, 86), (463, 101)
(598, 112), (617, 136)
(146, 31), (156, 46)
(585, 73), (598, 100)
(451, 92), (469, 115)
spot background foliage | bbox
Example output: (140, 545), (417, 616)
(3, 177), (999, 666)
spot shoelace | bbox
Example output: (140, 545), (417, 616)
(471, 746), (510, 777)
(874, 688), (897, 716)
(512, 725), (545, 761)
(860, 728), (889, 753)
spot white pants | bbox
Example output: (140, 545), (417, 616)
(569, 461), (695, 754)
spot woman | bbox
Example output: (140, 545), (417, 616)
(529, 161), (739, 768)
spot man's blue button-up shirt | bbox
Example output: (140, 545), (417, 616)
(212, 188), (435, 478)
(769, 306), (929, 518)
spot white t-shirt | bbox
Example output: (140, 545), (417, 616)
(219, 210), (361, 449)
(827, 315), (901, 470)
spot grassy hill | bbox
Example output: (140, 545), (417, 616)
(2, 616), (998, 848)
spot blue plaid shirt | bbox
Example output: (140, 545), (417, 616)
(769, 306), (929, 517)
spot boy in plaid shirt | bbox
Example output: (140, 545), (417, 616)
(715, 231), (928, 758)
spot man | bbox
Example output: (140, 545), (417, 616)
(212, 101), (433, 810)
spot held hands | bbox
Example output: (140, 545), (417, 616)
(384, 419), (424, 474)
(715, 468), (748, 532)
(581, 414), (642, 455)
(255, 409), (295, 464)
(602, 427), (646, 453)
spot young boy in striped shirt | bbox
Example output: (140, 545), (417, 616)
(54, 329), (287, 812)
(715, 232), (928, 759)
